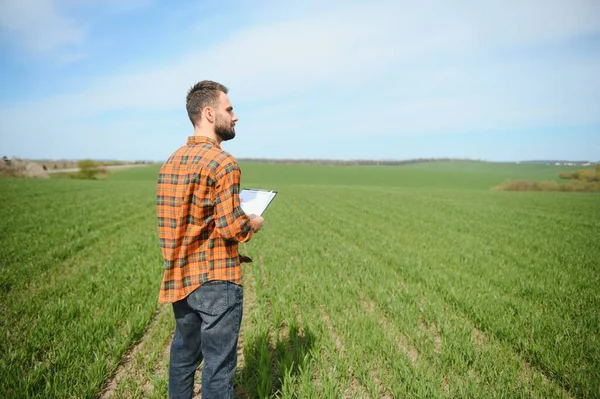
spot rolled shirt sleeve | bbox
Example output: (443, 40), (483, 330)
(213, 160), (254, 242)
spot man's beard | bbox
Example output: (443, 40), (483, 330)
(215, 117), (236, 141)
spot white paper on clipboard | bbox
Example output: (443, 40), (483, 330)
(239, 188), (277, 216)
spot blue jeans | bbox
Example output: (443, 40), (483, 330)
(168, 281), (243, 399)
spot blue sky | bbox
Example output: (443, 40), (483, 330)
(0, 0), (599, 162)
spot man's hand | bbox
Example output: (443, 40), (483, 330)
(249, 214), (264, 232)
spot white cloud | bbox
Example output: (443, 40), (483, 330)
(0, 0), (84, 54)
(0, 0), (154, 57)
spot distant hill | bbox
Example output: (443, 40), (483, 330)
(237, 157), (484, 166)
(238, 157), (599, 167)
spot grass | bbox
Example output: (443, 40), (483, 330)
(0, 177), (163, 398)
(1, 161), (599, 398)
(238, 183), (598, 398)
(48, 171), (110, 180)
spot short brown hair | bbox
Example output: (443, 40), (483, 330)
(186, 80), (228, 126)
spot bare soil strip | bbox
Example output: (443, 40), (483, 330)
(370, 369), (393, 399)
(292, 302), (303, 335)
(319, 304), (368, 398)
(358, 293), (415, 397)
(364, 298), (419, 366)
(257, 256), (275, 348)
(238, 261), (258, 370)
(319, 304), (343, 354)
(258, 254), (268, 290)
(471, 324), (572, 398)
(518, 356), (572, 398)
(417, 314), (442, 357)
(471, 325), (487, 349)
(442, 375), (450, 394)
(430, 322), (442, 356)
(152, 330), (174, 378)
(100, 304), (170, 398)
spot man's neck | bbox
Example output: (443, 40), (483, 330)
(193, 128), (221, 145)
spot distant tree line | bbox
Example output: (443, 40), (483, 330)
(237, 157), (481, 166)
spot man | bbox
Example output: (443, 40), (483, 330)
(156, 80), (264, 399)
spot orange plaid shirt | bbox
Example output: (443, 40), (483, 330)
(156, 136), (254, 303)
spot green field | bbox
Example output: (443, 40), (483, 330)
(1, 161), (598, 398)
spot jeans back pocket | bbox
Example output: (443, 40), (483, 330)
(188, 281), (228, 315)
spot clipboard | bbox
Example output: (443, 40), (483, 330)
(239, 188), (278, 216)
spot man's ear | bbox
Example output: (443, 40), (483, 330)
(204, 106), (215, 124)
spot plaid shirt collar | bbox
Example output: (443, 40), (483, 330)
(186, 135), (221, 148)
